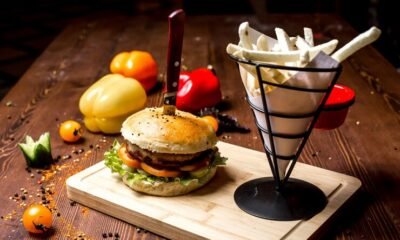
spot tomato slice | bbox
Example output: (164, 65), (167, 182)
(118, 144), (141, 168)
(141, 162), (181, 177)
(180, 158), (210, 172)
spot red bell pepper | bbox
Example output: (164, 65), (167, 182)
(176, 68), (222, 112)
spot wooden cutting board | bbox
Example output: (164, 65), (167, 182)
(66, 142), (361, 240)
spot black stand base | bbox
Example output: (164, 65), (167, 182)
(234, 177), (327, 221)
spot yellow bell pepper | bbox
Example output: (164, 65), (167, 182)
(79, 74), (147, 134)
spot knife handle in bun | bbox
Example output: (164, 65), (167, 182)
(163, 9), (185, 115)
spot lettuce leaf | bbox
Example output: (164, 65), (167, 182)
(104, 140), (227, 186)
(211, 151), (228, 167)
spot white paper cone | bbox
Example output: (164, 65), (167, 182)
(234, 24), (339, 180)
(241, 56), (338, 180)
(247, 93), (304, 179)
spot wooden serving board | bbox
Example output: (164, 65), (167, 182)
(66, 142), (361, 240)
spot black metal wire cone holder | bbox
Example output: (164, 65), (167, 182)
(229, 54), (342, 221)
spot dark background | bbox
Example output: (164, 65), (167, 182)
(1, 0), (399, 99)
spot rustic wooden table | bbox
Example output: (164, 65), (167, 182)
(1, 13), (399, 240)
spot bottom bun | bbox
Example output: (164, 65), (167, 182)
(122, 167), (217, 197)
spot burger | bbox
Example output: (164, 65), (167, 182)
(104, 107), (227, 196)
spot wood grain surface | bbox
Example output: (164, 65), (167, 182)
(1, 13), (400, 239)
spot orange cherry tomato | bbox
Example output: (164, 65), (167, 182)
(118, 144), (141, 168)
(22, 204), (52, 234)
(201, 116), (218, 132)
(180, 158), (210, 172)
(110, 51), (158, 92)
(141, 162), (181, 178)
(59, 120), (83, 142)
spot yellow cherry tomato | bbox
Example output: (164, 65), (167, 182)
(59, 120), (83, 142)
(201, 116), (218, 132)
(22, 204), (52, 233)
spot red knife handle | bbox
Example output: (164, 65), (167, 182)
(165, 9), (185, 106)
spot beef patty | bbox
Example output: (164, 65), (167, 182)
(126, 142), (216, 169)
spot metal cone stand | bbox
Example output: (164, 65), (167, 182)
(230, 53), (342, 221)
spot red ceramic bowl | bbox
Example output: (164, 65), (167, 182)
(315, 84), (355, 130)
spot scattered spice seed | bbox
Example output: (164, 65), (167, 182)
(21, 196), (26, 200)
(14, 193), (18, 197)
(70, 201), (77, 206)
(108, 232), (113, 237)
(89, 144), (93, 149)
(5, 101), (13, 107)
(102, 233), (107, 238)
(57, 212), (61, 217)
(115, 233), (120, 238)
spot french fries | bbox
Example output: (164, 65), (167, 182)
(304, 27), (314, 46)
(226, 22), (381, 95)
(275, 28), (294, 51)
(229, 39), (338, 63)
(331, 26), (381, 62)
